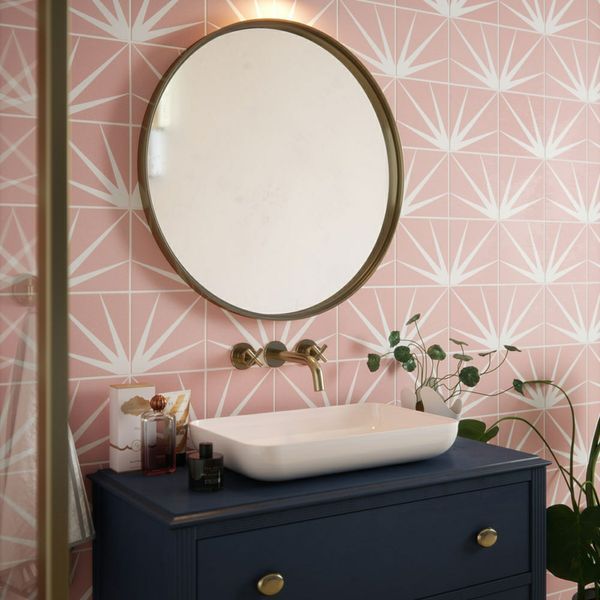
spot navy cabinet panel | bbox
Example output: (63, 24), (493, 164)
(90, 438), (547, 600)
(196, 483), (529, 600)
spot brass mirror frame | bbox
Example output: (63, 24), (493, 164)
(138, 19), (403, 321)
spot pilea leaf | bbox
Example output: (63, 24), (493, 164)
(513, 379), (525, 395)
(405, 313), (420, 326)
(453, 353), (473, 362)
(450, 338), (468, 346)
(367, 354), (380, 373)
(402, 357), (417, 372)
(504, 345), (521, 352)
(388, 330), (400, 347)
(427, 344), (446, 361)
(459, 366), (480, 387)
(478, 350), (497, 357)
(393, 345), (412, 363)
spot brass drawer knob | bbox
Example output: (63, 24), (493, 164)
(257, 573), (285, 596)
(477, 527), (498, 548)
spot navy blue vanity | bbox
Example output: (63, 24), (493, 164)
(90, 438), (547, 599)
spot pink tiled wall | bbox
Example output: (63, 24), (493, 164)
(1, 1), (598, 598)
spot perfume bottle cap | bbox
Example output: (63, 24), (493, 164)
(149, 394), (167, 412)
(198, 442), (213, 459)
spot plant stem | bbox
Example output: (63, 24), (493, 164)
(586, 417), (600, 508)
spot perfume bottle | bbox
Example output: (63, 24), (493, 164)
(141, 394), (176, 476)
(188, 442), (224, 491)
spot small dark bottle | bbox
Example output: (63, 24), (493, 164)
(188, 442), (223, 492)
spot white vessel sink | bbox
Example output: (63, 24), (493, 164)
(189, 403), (458, 481)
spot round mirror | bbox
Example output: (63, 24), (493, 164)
(139, 20), (402, 320)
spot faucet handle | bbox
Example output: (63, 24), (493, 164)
(231, 343), (264, 369)
(295, 339), (328, 363)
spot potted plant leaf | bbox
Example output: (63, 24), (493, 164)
(366, 312), (519, 440)
(480, 380), (600, 599)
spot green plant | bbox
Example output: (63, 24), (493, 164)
(480, 380), (600, 599)
(366, 312), (520, 441)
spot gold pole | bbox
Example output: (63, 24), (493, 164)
(37, 0), (69, 597)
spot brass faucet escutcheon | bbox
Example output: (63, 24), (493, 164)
(230, 343), (264, 370)
(264, 339), (327, 392)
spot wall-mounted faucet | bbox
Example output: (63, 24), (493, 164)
(263, 339), (328, 392)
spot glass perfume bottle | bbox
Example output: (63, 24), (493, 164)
(141, 394), (176, 476)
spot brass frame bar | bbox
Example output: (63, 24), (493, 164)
(37, 0), (70, 597)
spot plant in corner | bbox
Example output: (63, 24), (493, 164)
(481, 380), (600, 599)
(365, 312), (521, 441)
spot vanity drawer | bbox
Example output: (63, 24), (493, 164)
(195, 482), (530, 600)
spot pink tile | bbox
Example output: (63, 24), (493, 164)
(545, 98), (587, 161)
(338, 0), (395, 77)
(545, 0), (587, 40)
(396, 79), (449, 150)
(131, 44), (182, 126)
(274, 361), (337, 410)
(0, 28), (37, 117)
(69, 0), (129, 40)
(545, 284), (587, 345)
(588, 345), (600, 401)
(207, 0), (337, 36)
(131, 210), (188, 292)
(68, 377), (122, 466)
(69, 293), (130, 378)
(546, 160), (588, 222)
(206, 302), (274, 369)
(499, 221), (545, 284)
(589, 164), (600, 223)
(449, 220), (498, 285)
(449, 285), (499, 351)
(499, 92), (544, 158)
(589, 224), (600, 281)
(589, 104), (600, 162)
(274, 310), (337, 361)
(0, 115), (37, 206)
(70, 547), (92, 600)
(130, 0), (205, 47)
(499, 285), (544, 348)
(205, 367), (274, 417)
(0, 2), (36, 28)
(338, 287), (396, 360)
(545, 222), (587, 282)
(395, 286), (450, 348)
(546, 404), (588, 469)
(69, 36), (129, 123)
(497, 408), (546, 457)
(546, 463), (587, 507)
(498, 347), (546, 412)
(591, 1), (600, 43)
(498, 27), (544, 95)
(450, 154), (498, 219)
(449, 86), (498, 153)
(338, 358), (395, 405)
(68, 208), (129, 292)
(404, 150), (449, 218)
(0, 206), (36, 293)
(546, 37), (587, 100)
(0, 296), (37, 384)
(500, 0), (544, 31)
(450, 20), (498, 89)
(499, 157), (544, 221)
(589, 283), (600, 343)
(130, 292), (205, 374)
(544, 344), (587, 406)
(396, 217), (449, 286)
(451, 1), (498, 23)
(396, 9), (448, 82)
(70, 122), (130, 209)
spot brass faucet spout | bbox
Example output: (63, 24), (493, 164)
(264, 342), (325, 392)
(277, 351), (324, 392)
